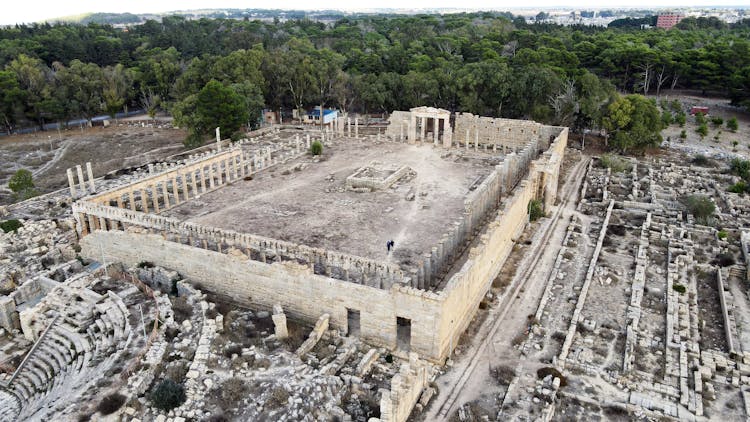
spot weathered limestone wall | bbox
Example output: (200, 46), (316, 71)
(453, 113), (559, 152)
(434, 128), (567, 359)
(80, 230), (446, 359)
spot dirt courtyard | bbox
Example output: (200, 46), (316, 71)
(164, 138), (499, 269)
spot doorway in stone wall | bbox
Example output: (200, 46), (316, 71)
(396, 317), (411, 352)
(347, 308), (361, 336)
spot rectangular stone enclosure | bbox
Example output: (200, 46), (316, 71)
(76, 108), (567, 362)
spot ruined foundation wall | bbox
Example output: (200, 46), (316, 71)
(385, 111), (412, 140)
(80, 230), (447, 360)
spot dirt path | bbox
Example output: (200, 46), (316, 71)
(425, 154), (590, 421)
(33, 138), (72, 177)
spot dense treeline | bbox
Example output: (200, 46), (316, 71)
(0, 13), (748, 148)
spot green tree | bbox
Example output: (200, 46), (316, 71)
(173, 80), (249, 147)
(7, 54), (54, 129)
(681, 195), (715, 221)
(602, 94), (663, 154)
(8, 169), (37, 201)
(0, 70), (25, 133)
(102, 64), (133, 121)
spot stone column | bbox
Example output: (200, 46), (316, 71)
(347, 118), (352, 137)
(475, 130), (479, 150)
(86, 162), (95, 193)
(216, 127), (222, 151)
(355, 118), (359, 138)
(66, 168), (77, 197)
(171, 177), (181, 204)
(152, 185), (160, 213)
(399, 122), (404, 141)
(444, 119), (452, 148)
(209, 164), (215, 189)
(162, 181), (170, 208)
(87, 214), (98, 233)
(272, 304), (289, 339)
(409, 114), (417, 143)
(420, 117), (426, 142)
(76, 165), (86, 195)
(423, 254), (432, 288)
(128, 191), (136, 211)
(433, 118), (439, 146)
(200, 168), (207, 193)
(141, 190), (149, 213)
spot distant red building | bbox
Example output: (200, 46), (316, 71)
(657, 13), (684, 29)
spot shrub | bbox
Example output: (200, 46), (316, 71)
(675, 112), (686, 127)
(217, 378), (247, 408)
(661, 111), (673, 126)
(679, 129), (687, 140)
(727, 117), (739, 132)
(97, 393), (126, 415)
(714, 253), (735, 267)
(0, 219), (23, 233)
(731, 158), (750, 180)
(681, 195), (715, 219)
(492, 365), (517, 385)
(672, 284), (687, 294)
(718, 230), (728, 240)
(729, 181), (748, 194)
(528, 199), (544, 221)
(692, 154), (709, 166)
(599, 154), (630, 173)
(711, 116), (724, 126)
(696, 123), (708, 139)
(670, 99), (682, 114)
(695, 112), (706, 125)
(310, 140), (323, 156)
(148, 379), (186, 411)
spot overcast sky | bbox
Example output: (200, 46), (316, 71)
(2, 1), (746, 25)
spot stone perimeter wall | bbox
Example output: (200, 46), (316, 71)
(79, 120), (567, 363)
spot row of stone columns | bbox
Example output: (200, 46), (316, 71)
(345, 117), (359, 138)
(67, 162), (96, 199)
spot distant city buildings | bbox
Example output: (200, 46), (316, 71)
(656, 13), (684, 29)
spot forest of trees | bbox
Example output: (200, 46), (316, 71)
(0, 13), (748, 148)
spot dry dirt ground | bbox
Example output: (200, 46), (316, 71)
(164, 138), (498, 269)
(657, 93), (750, 159)
(0, 122), (187, 205)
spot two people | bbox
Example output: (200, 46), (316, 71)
(386, 239), (395, 252)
